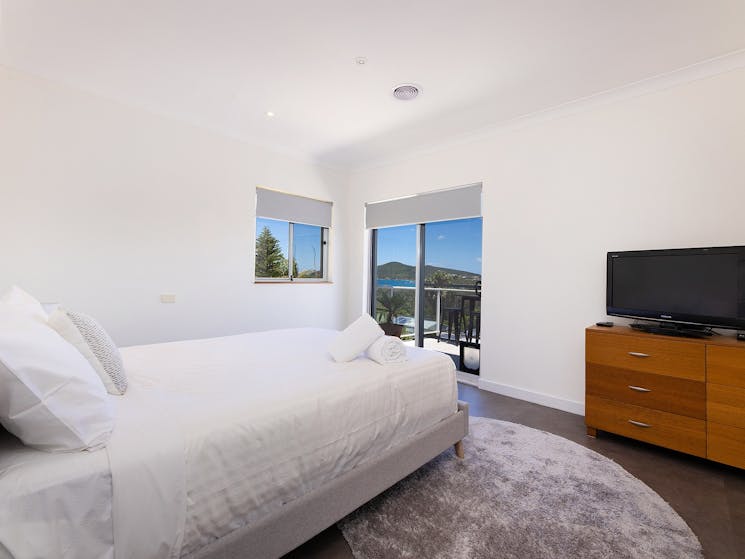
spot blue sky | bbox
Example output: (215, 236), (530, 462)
(376, 217), (483, 274)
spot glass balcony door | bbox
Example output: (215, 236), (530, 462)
(371, 225), (418, 341)
(371, 218), (482, 370)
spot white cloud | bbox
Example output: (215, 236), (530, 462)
(437, 234), (446, 240)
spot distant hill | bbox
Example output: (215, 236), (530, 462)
(377, 261), (480, 283)
(377, 261), (416, 280)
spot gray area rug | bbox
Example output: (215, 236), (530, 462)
(339, 417), (702, 559)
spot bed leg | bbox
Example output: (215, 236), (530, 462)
(454, 440), (464, 459)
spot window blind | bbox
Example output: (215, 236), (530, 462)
(256, 187), (333, 228)
(365, 183), (481, 229)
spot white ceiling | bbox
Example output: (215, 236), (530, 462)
(2, 1), (744, 168)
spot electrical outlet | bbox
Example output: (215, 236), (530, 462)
(160, 294), (176, 304)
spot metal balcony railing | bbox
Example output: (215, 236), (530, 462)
(374, 283), (480, 341)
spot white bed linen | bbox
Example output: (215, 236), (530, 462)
(0, 429), (113, 559)
(112, 328), (456, 559)
(0, 327), (457, 559)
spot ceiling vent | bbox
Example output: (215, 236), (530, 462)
(392, 84), (420, 101)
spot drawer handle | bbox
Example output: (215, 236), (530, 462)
(628, 352), (650, 358)
(628, 419), (652, 428)
(628, 385), (651, 393)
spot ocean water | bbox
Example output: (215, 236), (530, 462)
(377, 279), (415, 288)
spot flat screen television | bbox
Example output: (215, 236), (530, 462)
(606, 246), (745, 334)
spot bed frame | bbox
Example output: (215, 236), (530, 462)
(187, 401), (469, 559)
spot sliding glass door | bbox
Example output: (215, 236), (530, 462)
(371, 217), (482, 370)
(371, 225), (418, 340)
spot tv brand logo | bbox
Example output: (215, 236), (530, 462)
(660, 314), (673, 319)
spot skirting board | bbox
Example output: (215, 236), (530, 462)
(456, 371), (479, 387)
(478, 379), (585, 416)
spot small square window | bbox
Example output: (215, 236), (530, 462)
(255, 218), (328, 281)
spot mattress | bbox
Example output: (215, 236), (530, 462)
(0, 327), (457, 559)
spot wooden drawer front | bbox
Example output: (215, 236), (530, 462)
(707, 346), (745, 388)
(586, 331), (705, 381)
(708, 422), (745, 469)
(586, 364), (705, 419)
(708, 383), (745, 429)
(585, 395), (706, 457)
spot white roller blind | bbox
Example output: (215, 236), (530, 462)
(256, 187), (333, 228)
(365, 183), (481, 229)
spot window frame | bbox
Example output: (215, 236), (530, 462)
(254, 219), (330, 283)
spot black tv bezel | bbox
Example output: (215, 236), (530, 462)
(606, 245), (745, 331)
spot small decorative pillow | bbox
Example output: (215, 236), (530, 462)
(48, 308), (127, 395)
(0, 304), (114, 451)
(49, 309), (127, 395)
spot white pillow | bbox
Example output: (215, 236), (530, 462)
(328, 314), (384, 362)
(0, 303), (114, 452)
(0, 285), (47, 321)
(48, 308), (127, 395)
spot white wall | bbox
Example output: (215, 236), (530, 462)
(344, 67), (745, 414)
(0, 66), (348, 346)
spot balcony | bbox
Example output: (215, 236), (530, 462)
(374, 284), (481, 378)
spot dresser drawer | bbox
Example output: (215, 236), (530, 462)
(708, 383), (745, 429)
(586, 331), (705, 381)
(585, 395), (706, 457)
(708, 422), (745, 469)
(586, 364), (705, 419)
(707, 346), (745, 388)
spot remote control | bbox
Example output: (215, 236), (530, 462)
(596, 321), (614, 327)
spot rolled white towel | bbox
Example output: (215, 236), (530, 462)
(328, 314), (384, 362)
(366, 335), (408, 365)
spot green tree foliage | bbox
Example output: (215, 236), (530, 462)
(428, 270), (455, 288)
(255, 226), (288, 277)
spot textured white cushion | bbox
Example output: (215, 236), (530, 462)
(48, 308), (125, 395)
(0, 285), (47, 321)
(328, 314), (384, 362)
(0, 303), (115, 452)
(64, 310), (128, 395)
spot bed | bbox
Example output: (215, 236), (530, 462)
(0, 327), (468, 559)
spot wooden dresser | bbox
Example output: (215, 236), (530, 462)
(585, 325), (745, 469)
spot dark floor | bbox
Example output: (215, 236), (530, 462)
(284, 384), (745, 559)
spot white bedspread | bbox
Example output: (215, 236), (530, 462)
(1, 328), (457, 559)
(0, 430), (113, 559)
(113, 328), (456, 558)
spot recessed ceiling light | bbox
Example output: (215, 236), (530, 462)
(265, 111), (275, 118)
(393, 84), (420, 101)
(355, 57), (367, 65)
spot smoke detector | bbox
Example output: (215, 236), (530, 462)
(393, 84), (420, 101)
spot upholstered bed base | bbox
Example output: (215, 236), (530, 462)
(186, 401), (470, 559)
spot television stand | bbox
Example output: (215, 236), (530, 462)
(629, 321), (715, 339)
(585, 324), (745, 469)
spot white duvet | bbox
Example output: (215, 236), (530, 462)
(0, 328), (457, 559)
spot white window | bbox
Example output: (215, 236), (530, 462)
(255, 188), (331, 282)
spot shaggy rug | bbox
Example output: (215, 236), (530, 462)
(339, 417), (702, 559)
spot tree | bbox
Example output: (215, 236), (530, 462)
(428, 270), (455, 288)
(427, 270), (458, 317)
(255, 226), (288, 277)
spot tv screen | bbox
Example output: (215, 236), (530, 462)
(607, 246), (745, 330)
